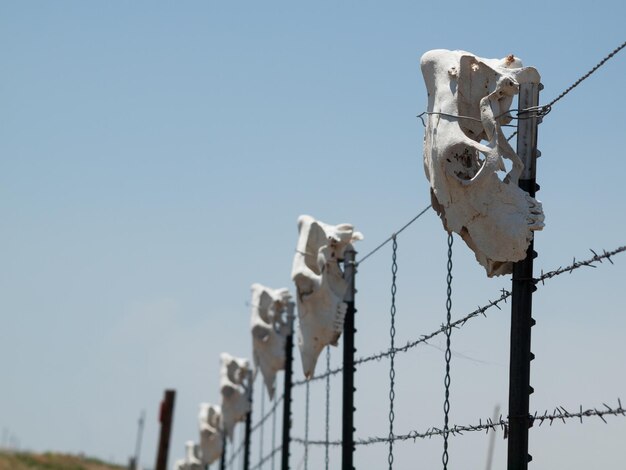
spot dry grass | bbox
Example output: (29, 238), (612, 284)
(0, 451), (124, 470)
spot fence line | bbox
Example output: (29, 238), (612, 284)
(251, 394), (284, 434)
(293, 244), (626, 388)
(291, 399), (625, 447)
(209, 41), (626, 470)
(539, 40), (626, 115)
(249, 445), (283, 470)
(357, 205), (431, 265)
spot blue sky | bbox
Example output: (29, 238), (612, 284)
(1, 1), (625, 469)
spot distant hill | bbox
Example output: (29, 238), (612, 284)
(0, 451), (125, 470)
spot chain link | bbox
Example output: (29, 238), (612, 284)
(388, 236), (398, 469)
(325, 346), (331, 470)
(442, 233), (453, 470)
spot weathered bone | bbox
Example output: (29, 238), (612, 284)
(198, 403), (223, 465)
(173, 441), (202, 470)
(291, 215), (363, 378)
(250, 283), (294, 399)
(219, 353), (251, 440)
(421, 49), (545, 276)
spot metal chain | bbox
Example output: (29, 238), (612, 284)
(325, 346), (331, 470)
(442, 233), (453, 470)
(388, 236), (398, 469)
(304, 380), (310, 470)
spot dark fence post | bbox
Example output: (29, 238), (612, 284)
(133, 410), (145, 470)
(219, 434), (227, 470)
(243, 372), (254, 470)
(342, 246), (357, 470)
(507, 70), (542, 470)
(281, 304), (295, 470)
(155, 389), (176, 470)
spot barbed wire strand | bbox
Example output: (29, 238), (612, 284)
(357, 205), (431, 265)
(293, 245), (625, 388)
(544, 40), (626, 110)
(251, 394), (284, 435)
(292, 399), (625, 447)
(250, 446), (283, 470)
(225, 431), (246, 469)
(422, 41), (626, 141)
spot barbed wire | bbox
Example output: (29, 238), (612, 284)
(250, 393), (284, 434)
(249, 445), (283, 470)
(357, 205), (431, 265)
(225, 436), (246, 468)
(293, 244), (625, 387)
(291, 399), (625, 447)
(536, 246), (625, 284)
(541, 40), (626, 113)
(421, 41), (625, 142)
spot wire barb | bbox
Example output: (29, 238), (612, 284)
(291, 399), (626, 447)
(293, 244), (625, 388)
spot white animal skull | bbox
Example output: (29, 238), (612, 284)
(291, 215), (363, 378)
(173, 441), (202, 470)
(198, 403), (223, 465)
(250, 283), (294, 399)
(219, 352), (251, 440)
(420, 49), (544, 277)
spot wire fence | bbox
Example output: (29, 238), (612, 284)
(220, 241), (626, 470)
(292, 399), (626, 446)
(203, 41), (626, 470)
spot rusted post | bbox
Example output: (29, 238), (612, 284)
(155, 389), (176, 470)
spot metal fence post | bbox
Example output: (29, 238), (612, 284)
(155, 389), (176, 470)
(342, 246), (357, 470)
(281, 303), (295, 470)
(219, 434), (227, 470)
(133, 410), (145, 470)
(508, 70), (542, 470)
(243, 372), (254, 470)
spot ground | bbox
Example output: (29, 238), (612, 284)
(0, 451), (125, 470)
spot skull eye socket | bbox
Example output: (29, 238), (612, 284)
(446, 145), (482, 181)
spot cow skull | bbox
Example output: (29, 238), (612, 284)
(291, 215), (363, 378)
(219, 352), (251, 440)
(198, 403), (223, 465)
(420, 49), (544, 276)
(250, 283), (294, 399)
(173, 441), (202, 470)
